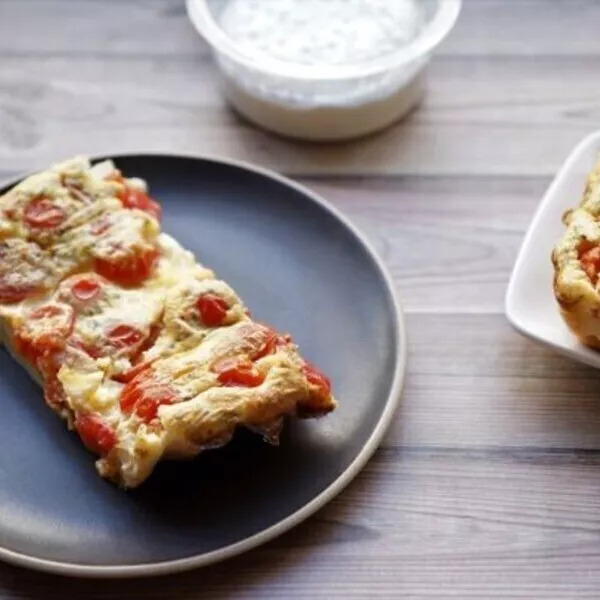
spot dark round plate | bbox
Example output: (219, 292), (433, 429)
(0, 154), (405, 577)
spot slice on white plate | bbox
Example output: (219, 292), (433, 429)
(506, 131), (600, 369)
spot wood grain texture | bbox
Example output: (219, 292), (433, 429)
(1, 1), (600, 176)
(1, 0), (600, 598)
(307, 175), (544, 313)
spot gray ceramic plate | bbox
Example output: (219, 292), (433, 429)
(0, 154), (405, 577)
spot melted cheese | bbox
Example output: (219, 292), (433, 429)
(0, 156), (336, 488)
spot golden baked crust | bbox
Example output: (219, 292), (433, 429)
(553, 159), (600, 347)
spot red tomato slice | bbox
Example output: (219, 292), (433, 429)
(23, 196), (65, 229)
(30, 305), (64, 320)
(133, 385), (174, 422)
(106, 324), (144, 350)
(212, 357), (265, 387)
(139, 322), (161, 353)
(251, 324), (292, 360)
(75, 414), (116, 455)
(44, 371), (67, 412)
(119, 371), (176, 422)
(112, 322), (161, 381)
(0, 279), (39, 304)
(94, 247), (158, 286)
(196, 293), (229, 327)
(119, 374), (147, 413)
(302, 361), (331, 397)
(580, 244), (600, 285)
(14, 303), (74, 362)
(252, 326), (280, 359)
(71, 276), (101, 301)
(67, 336), (101, 359)
(119, 188), (161, 221)
(112, 360), (152, 384)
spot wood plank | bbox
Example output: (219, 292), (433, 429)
(0, 0), (208, 58)
(0, 53), (598, 176)
(397, 313), (600, 450)
(2, 0), (600, 58)
(307, 175), (546, 313)
(444, 0), (600, 57)
(1, 449), (600, 597)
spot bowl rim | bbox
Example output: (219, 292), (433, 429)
(186, 0), (461, 81)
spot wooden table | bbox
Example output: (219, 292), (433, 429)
(2, 1), (600, 597)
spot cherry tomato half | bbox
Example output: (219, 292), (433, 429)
(118, 188), (161, 221)
(106, 324), (144, 351)
(14, 303), (74, 362)
(196, 293), (229, 327)
(119, 371), (176, 422)
(0, 279), (39, 304)
(211, 357), (265, 387)
(71, 276), (101, 301)
(75, 414), (116, 455)
(302, 361), (331, 397)
(252, 325), (281, 360)
(112, 360), (152, 384)
(580, 243), (600, 285)
(94, 247), (158, 286)
(23, 196), (65, 229)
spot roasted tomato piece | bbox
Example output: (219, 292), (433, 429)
(302, 361), (332, 398)
(94, 247), (159, 286)
(0, 280), (39, 304)
(207, 322), (285, 365)
(252, 325), (291, 359)
(579, 241), (600, 285)
(44, 372), (67, 413)
(76, 322), (155, 361)
(71, 276), (102, 301)
(106, 324), (144, 351)
(111, 322), (161, 381)
(196, 292), (229, 327)
(118, 187), (161, 221)
(58, 273), (105, 307)
(120, 371), (176, 422)
(14, 303), (74, 363)
(134, 388), (174, 422)
(75, 414), (116, 455)
(112, 360), (152, 384)
(211, 356), (265, 387)
(67, 335), (102, 359)
(23, 196), (65, 229)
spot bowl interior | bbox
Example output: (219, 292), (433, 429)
(506, 131), (600, 369)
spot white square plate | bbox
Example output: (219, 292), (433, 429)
(506, 131), (600, 369)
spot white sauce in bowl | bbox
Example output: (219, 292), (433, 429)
(219, 0), (422, 67)
(188, 0), (447, 140)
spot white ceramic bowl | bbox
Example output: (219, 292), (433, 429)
(186, 0), (461, 141)
(506, 131), (600, 369)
